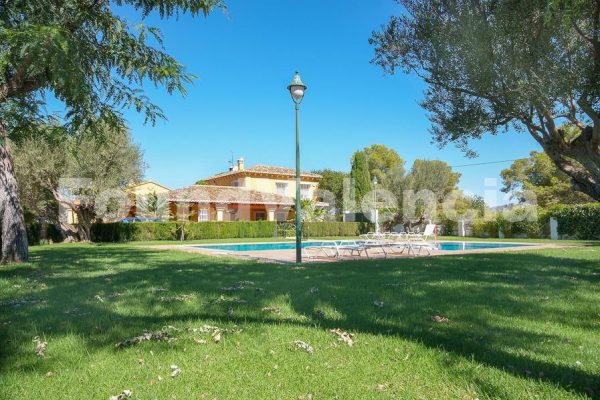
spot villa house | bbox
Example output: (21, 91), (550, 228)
(60, 180), (171, 224)
(167, 158), (322, 222)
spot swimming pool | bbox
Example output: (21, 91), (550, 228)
(193, 241), (531, 252)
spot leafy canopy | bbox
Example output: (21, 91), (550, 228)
(501, 150), (592, 207)
(362, 144), (405, 185)
(370, 0), (600, 200)
(0, 0), (225, 133)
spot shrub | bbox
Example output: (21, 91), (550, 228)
(547, 203), (600, 240)
(471, 218), (498, 238)
(470, 206), (548, 239)
(26, 223), (41, 246)
(302, 222), (371, 237)
(90, 221), (277, 242)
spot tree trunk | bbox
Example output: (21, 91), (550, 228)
(542, 127), (600, 201)
(58, 220), (79, 243)
(74, 207), (94, 242)
(0, 137), (28, 263)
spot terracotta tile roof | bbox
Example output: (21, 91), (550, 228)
(204, 165), (322, 181)
(167, 185), (294, 206)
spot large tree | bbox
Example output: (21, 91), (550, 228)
(0, 0), (224, 262)
(362, 144), (405, 185)
(371, 0), (600, 201)
(14, 122), (144, 241)
(501, 150), (593, 207)
(405, 159), (461, 198)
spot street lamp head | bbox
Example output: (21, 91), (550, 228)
(372, 176), (378, 185)
(287, 71), (307, 104)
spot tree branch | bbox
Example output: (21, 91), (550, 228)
(578, 97), (600, 148)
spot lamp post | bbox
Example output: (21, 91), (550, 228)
(372, 176), (379, 234)
(287, 71), (307, 264)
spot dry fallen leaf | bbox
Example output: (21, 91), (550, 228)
(294, 340), (314, 354)
(329, 328), (354, 346)
(94, 294), (105, 303)
(375, 383), (388, 391)
(115, 329), (174, 348)
(109, 389), (132, 400)
(171, 364), (181, 378)
(212, 330), (222, 343)
(309, 287), (319, 294)
(32, 336), (47, 357)
(373, 300), (385, 308)
(45, 371), (54, 377)
(430, 315), (449, 323)
(194, 338), (207, 345)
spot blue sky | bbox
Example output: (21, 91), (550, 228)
(62, 0), (543, 199)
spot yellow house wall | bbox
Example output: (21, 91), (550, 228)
(128, 182), (170, 196)
(244, 176), (318, 199)
(212, 175), (318, 199)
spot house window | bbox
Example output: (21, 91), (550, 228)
(231, 180), (240, 187)
(301, 184), (311, 200)
(198, 208), (209, 222)
(276, 182), (288, 196)
(254, 211), (267, 221)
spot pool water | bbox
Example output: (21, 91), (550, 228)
(193, 241), (530, 252)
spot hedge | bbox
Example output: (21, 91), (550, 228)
(302, 221), (371, 237)
(547, 203), (600, 240)
(26, 223), (65, 245)
(469, 206), (549, 239)
(89, 221), (371, 242)
(90, 221), (278, 242)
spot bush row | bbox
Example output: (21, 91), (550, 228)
(470, 215), (548, 239)
(546, 203), (600, 240)
(90, 221), (278, 242)
(302, 221), (371, 237)
(26, 223), (64, 245)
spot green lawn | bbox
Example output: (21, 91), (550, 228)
(1, 241), (599, 399)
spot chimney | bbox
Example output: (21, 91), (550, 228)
(237, 157), (245, 171)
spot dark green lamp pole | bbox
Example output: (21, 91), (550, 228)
(287, 71), (307, 264)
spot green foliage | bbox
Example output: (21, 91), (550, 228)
(25, 222), (41, 246)
(362, 144), (404, 184)
(90, 221), (277, 242)
(313, 169), (347, 218)
(0, 0), (225, 134)
(25, 222), (65, 245)
(302, 222), (370, 237)
(13, 121), (144, 239)
(406, 160), (460, 197)
(370, 0), (600, 200)
(547, 203), (600, 240)
(501, 150), (592, 207)
(470, 207), (548, 239)
(350, 151), (371, 208)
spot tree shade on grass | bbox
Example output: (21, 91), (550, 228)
(0, 243), (598, 399)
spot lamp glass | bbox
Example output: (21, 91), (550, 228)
(290, 85), (305, 102)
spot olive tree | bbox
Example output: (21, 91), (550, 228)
(0, 0), (224, 262)
(371, 0), (600, 201)
(14, 122), (144, 241)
